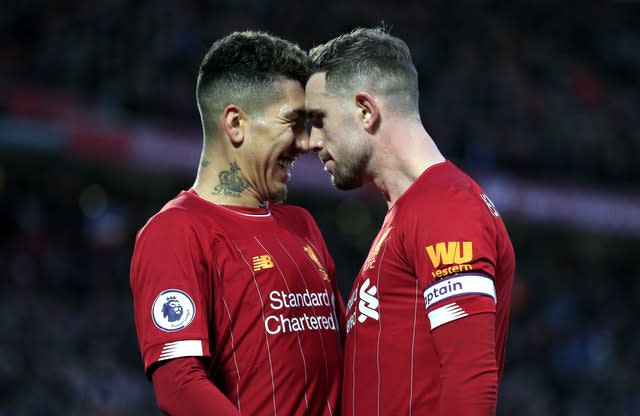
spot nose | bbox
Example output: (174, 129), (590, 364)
(308, 126), (324, 153)
(294, 125), (310, 154)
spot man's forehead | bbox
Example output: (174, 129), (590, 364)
(270, 80), (306, 116)
(306, 72), (328, 93)
(305, 73), (333, 114)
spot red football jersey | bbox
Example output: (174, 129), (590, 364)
(342, 161), (515, 415)
(131, 190), (345, 415)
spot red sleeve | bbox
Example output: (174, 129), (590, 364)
(431, 312), (498, 416)
(405, 184), (500, 414)
(152, 357), (241, 416)
(130, 209), (212, 372)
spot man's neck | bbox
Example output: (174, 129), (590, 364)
(193, 160), (265, 208)
(372, 126), (445, 206)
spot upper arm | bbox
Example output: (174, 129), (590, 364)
(130, 211), (213, 374)
(406, 188), (499, 331)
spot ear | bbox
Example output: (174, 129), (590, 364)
(222, 104), (246, 147)
(355, 92), (380, 133)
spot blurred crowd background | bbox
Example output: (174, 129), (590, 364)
(1, 1), (639, 415)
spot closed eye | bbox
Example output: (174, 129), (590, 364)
(289, 118), (307, 134)
(309, 113), (324, 129)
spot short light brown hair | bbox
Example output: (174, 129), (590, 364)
(309, 27), (419, 112)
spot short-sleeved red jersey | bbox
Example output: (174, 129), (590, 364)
(131, 190), (344, 415)
(342, 161), (515, 415)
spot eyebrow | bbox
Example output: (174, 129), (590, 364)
(307, 109), (325, 118)
(282, 109), (308, 119)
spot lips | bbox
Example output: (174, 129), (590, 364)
(319, 154), (333, 173)
(277, 157), (296, 171)
(276, 157), (297, 181)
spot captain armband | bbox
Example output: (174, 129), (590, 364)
(423, 274), (496, 329)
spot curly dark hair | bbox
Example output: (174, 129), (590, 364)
(196, 31), (310, 131)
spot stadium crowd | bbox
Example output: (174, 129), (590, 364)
(3, 0), (638, 186)
(1, 0), (639, 414)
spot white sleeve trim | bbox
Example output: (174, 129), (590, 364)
(428, 303), (469, 329)
(159, 340), (204, 361)
(423, 273), (496, 309)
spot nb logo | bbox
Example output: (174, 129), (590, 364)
(253, 255), (274, 271)
(358, 278), (379, 323)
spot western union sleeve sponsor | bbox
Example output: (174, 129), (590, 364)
(425, 241), (474, 278)
(425, 241), (473, 268)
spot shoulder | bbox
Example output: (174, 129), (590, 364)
(271, 203), (323, 235)
(136, 191), (215, 243)
(398, 163), (494, 231)
(271, 203), (316, 223)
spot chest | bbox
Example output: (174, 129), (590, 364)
(345, 221), (421, 334)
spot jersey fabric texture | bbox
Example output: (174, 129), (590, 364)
(342, 161), (515, 415)
(131, 190), (345, 416)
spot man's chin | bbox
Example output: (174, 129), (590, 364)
(270, 185), (288, 203)
(332, 175), (362, 191)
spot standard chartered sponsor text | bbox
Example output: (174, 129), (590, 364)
(265, 313), (337, 334)
(269, 289), (330, 310)
(265, 289), (337, 335)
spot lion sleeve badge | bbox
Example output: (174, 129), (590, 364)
(152, 289), (196, 332)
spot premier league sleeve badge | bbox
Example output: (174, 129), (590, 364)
(152, 289), (196, 332)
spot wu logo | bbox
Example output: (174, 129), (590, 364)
(253, 255), (274, 271)
(425, 241), (473, 268)
(358, 278), (379, 323)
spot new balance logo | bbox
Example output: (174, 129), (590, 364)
(425, 241), (473, 268)
(253, 255), (274, 271)
(358, 278), (379, 323)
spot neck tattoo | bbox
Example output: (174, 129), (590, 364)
(213, 162), (250, 198)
